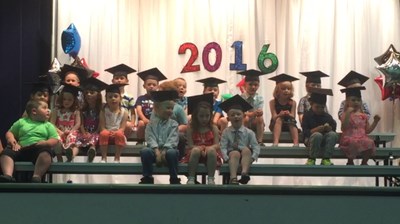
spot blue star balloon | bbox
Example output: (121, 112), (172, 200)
(61, 23), (81, 58)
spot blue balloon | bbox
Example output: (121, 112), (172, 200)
(61, 23), (81, 58)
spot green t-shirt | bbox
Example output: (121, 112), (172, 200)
(9, 117), (59, 147)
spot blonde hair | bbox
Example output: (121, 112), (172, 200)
(272, 81), (294, 99)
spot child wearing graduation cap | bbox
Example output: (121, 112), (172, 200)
(139, 90), (181, 184)
(339, 86), (380, 165)
(268, 73), (300, 146)
(196, 77), (228, 132)
(105, 64), (137, 136)
(219, 95), (260, 185)
(298, 70), (329, 124)
(302, 88), (338, 165)
(76, 77), (108, 162)
(98, 84), (129, 163)
(337, 71), (371, 119)
(135, 67), (168, 145)
(50, 84), (82, 162)
(0, 100), (59, 183)
(238, 69), (267, 145)
(22, 78), (52, 118)
(183, 93), (222, 185)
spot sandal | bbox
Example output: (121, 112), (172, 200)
(229, 178), (239, 185)
(238, 174), (251, 184)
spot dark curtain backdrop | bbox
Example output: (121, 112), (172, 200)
(0, 0), (53, 146)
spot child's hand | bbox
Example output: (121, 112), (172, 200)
(323, 123), (332, 132)
(9, 140), (21, 151)
(110, 131), (115, 137)
(255, 109), (263, 117)
(155, 150), (162, 167)
(64, 130), (70, 136)
(373, 115), (381, 122)
(346, 107), (355, 113)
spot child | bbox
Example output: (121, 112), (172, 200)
(238, 69), (266, 145)
(298, 70), (329, 124)
(105, 64), (137, 136)
(0, 100), (59, 183)
(135, 67), (167, 145)
(22, 80), (51, 118)
(50, 84), (81, 162)
(219, 95), (260, 185)
(339, 86), (381, 165)
(139, 90), (181, 184)
(174, 77), (188, 112)
(196, 77), (228, 132)
(183, 93), (222, 185)
(337, 71), (371, 119)
(58, 64), (90, 109)
(76, 77), (108, 162)
(98, 84), (129, 163)
(301, 88), (338, 165)
(268, 73), (300, 146)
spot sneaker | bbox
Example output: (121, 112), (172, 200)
(0, 175), (16, 183)
(186, 177), (195, 185)
(293, 144), (300, 147)
(65, 148), (73, 162)
(170, 177), (181, 184)
(87, 147), (96, 163)
(320, 159), (333, 166)
(305, 158), (316, 165)
(229, 178), (239, 185)
(31, 176), (42, 183)
(238, 174), (250, 184)
(207, 177), (215, 185)
(99, 159), (107, 163)
(139, 176), (154, 184)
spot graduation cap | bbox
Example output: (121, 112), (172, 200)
(187, 93), (214, 115)
(300, 70), (329, 83)
(105, 84), (127, 94)
(218, 94), (253, 113)
(340, 86), (366, 98)
(238, 69), (267, 82)
(269, 73), (299, 83)
(61, 83), (81, 97)
(60, 64), (90, 82)
(196, 77), (226, 87)
(81, 77), (108, 92)
(337, 71), (369, 88)
(308, 88), (333, 105)
(27, 81), (51, 94)
(150, 90), (179, 102)
(137, 68), (167, 82)
(105, 63), (137, 77)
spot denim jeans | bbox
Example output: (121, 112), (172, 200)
(308, 131), (338, 158)
(140, 147), (179, 178)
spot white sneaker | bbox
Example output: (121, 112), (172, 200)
(99, 159), (106, 163)
(207, 177), (215, 185)
(186, 177), (195, 185)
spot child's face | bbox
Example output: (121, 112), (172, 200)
(203, 87), (219, 101)
(155, 100), (175, 120)
(175, 79), (187, 98)
(31, 91), (49, 103)
(196, 107), (211, 127)
(143, 79), (158, 93)
(278, 81), (292, 98)
(112, 75), (129, 84)
(306, 82), (321, 93)
(62, 92), (75, 109)
(84, 90), (100, 103)
(33, 101), (50, 121)
(244, 81), (260, 96)
(346, 96), (362, 109)
(106, 92), (122, 106)
(311, 103), (325, 115)
(227, 108), (244, 129)
(64, 73), (80, 86)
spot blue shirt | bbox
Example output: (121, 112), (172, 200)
(220, 125), (260, 161)
(145, 115), (179, 150)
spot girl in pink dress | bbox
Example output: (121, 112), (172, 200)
(339, 87), (380, 165)
(183, 93), (222, 185)
(50, 84), (81, 162)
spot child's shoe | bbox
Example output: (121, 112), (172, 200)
(186, 177), (195, 185)
(87, 147), (96, 163)
(305, 158), (316, 165)
(0, 175), (16, 183)
(229, 178), (239, 185)
(65, 148), (73, 162)
(238, 174), (250, 184)
(139, 176), (154, 184)
(320, 159), (333, 166)
(207, 177), (215, 185)
(170, 177), (181, 184)
(31, 176), (42, 183)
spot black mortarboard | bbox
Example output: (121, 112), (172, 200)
(196, 77), (226, 87)
(340, 86), (366, 98)
(269, 73), (299, 83)
(61, 83), (81, 97)
(187, 93), (214, 115)
(81, 77), (108, 92)
(337, 71), (369, 87)
(308, 88), (333, 105)
(105, 84), (127, 94)
(238, 69), (267, 82)
(300, 70), (329, 83)
(150, 90), (179, 102)
(28, 81), (51, 94)
(137, 68), (167, 82)
(105, 64), (137, 77)
(218, 94), (253, 113)
(60, 64), (90, 82)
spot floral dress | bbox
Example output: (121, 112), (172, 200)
(55, 109), (78, 149)
(76, 109), (99, 148)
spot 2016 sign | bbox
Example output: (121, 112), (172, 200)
(178, 41), (278, 74)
